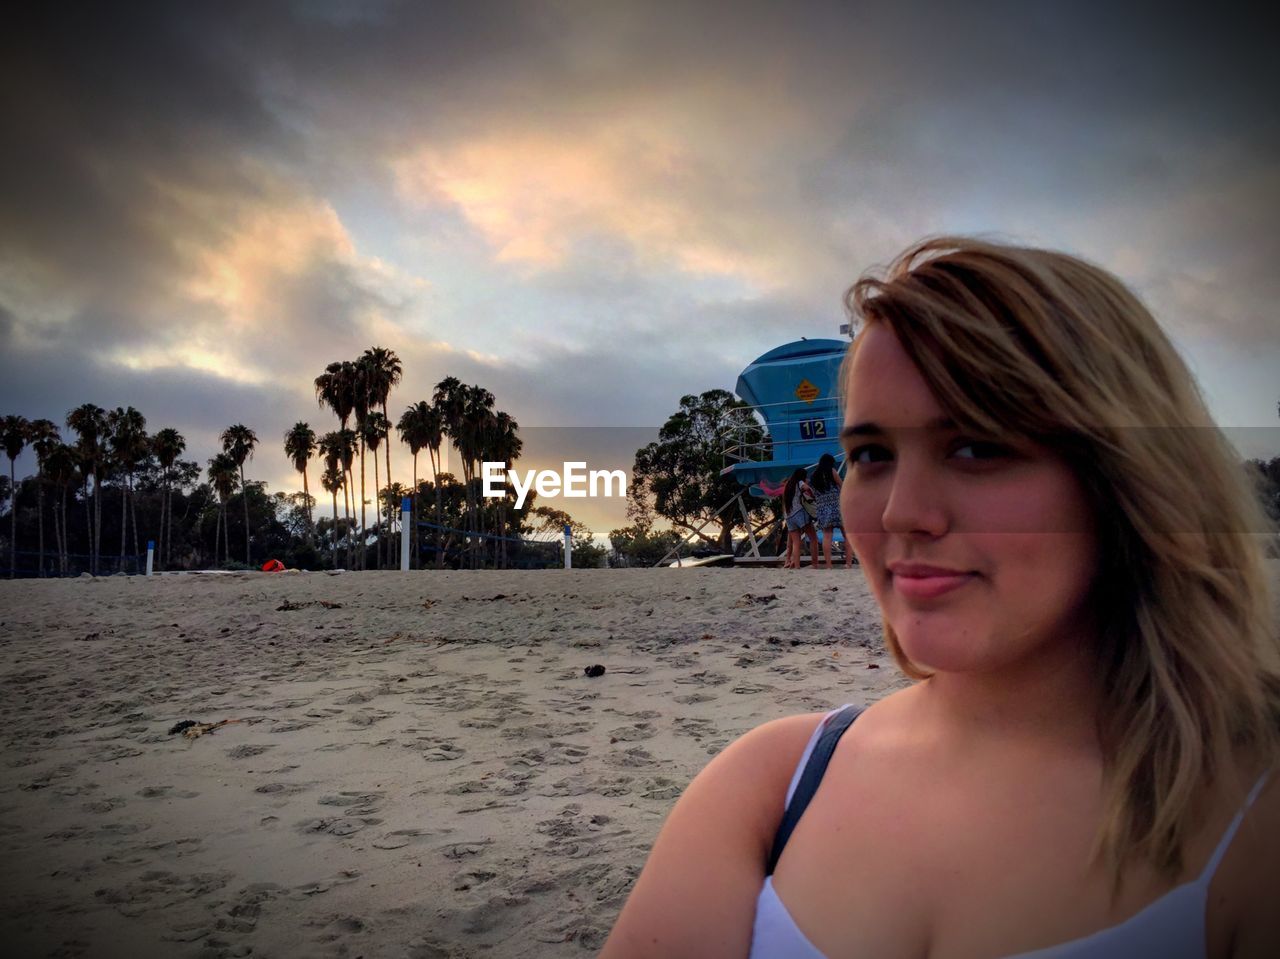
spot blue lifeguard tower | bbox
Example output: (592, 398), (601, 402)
(659, 336), (852, 566)
(720, 338), (849, 495)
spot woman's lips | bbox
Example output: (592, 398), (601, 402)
(889, 568), (976, 600)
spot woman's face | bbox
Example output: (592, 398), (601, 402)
(840, 323), (1098, 674)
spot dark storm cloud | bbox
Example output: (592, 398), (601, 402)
(2, 0), (1278, 475)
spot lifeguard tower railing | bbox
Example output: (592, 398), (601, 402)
(655, 337), (852, 566)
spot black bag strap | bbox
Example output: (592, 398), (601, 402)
(765, 704), (865, 875)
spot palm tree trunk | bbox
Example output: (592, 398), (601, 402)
(82, 476), (92, 574)
(372, 452), (381, 570)
(9, 460), (16, 578)
(55, 486), (65, 574)
(240, 467), (250, 566)
(129, 473), (140, 566)
(37, 474), (45, 577)
(411, 452), (419, 571)
(50, 485), (59, 576)
(358, 440), (366, 570)
(301, 467), (312, 544)
(158, 478), (166, 569)
(330, 489), (338, 567)
(433, 454), (443, 570)
(344, 472), (353, 569)
(119, 473), (127, 561)
(94, 470), (102, 574)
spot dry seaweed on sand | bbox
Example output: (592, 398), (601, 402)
(168, 718), (244, 739)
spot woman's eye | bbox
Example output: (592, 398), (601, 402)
(849, 444), (891, 464)
(952, 440), (1012, 460)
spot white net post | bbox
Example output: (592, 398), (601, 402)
(400, 497), (411, 571)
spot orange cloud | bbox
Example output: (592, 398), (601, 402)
(390, 126), (792, 288)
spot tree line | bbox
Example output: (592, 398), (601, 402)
(0, 347), (592, 576)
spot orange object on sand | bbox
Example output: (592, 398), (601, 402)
(262, 559), (285, 572)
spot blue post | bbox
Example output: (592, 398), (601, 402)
(564, 524), (572, 569)
(145, 540), (155, 577)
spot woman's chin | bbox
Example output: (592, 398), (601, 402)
(894, 626), (990, 674)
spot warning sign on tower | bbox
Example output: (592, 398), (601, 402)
(794, 379), (820, 404)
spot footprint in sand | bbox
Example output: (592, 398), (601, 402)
(269, 720), (318, 733)
(348, 709), (394, 727)
(254, 782), (311, 796)
(82, 797), (127, 814)
(226, 744), (274, 759)
(444, 780), (490, 795)
(606, 723), (655, 742)
(452, 868), (499, 891)
(673, 692), (718, 705)
(537, 778), (595, 798)
(440, 838), (493, 860)
(298, 817), (382, 837)
(372, 828), (433, 850)
(215, 882), (281, 934)
(640, 778), (684, 801)
(290, 869), (362, 899)
(318, 791), (384, 815)
(507, 720), (592, 739)
(604, 747), (655, 768)
(401, 738), (466, 761)
(673, 717), (717, 740)
(136, 785), (200, 799)
(672, 670), (729, 687)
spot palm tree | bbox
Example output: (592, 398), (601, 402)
(44, 443), (77, 575)
(458, 386), (495, 567)
(432, 377), (469, 567)
(362, 411), (390, 568)
(66, 404), (108, 574)
(318, 429), (357, 569)
(207, 453), (239, 566)
(320, 462), (343, 566)
(397, 400), (443, 569)
(151, 428), (185, 569)
(220, 424), (258, 566)
(283, 422), (317, 540)
(1, 415), (30, 577)
(108, 406), (147, 564)
(27, 419), (61, 577)
(315, 360), (359, 549)
(488, 411), (522, 568)
(362, 347), (403, 566)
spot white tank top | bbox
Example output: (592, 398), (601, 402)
(749, 705), (1271, 958)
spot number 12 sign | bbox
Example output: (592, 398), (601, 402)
(798, 419), (827, 440)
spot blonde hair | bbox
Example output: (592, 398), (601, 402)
(844, 236), (1280, 882)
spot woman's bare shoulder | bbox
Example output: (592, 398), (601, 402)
(596, 710), (831, 958)
(1222, 767), (1280, 957)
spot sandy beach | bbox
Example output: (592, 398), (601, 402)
(0, 568), (905, 958)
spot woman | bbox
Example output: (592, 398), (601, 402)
(600, 238), (1280, 957)
(808, 452), (851, 570)
(782, 467), (819, 569)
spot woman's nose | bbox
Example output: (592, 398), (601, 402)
(880, 459), (949, 538)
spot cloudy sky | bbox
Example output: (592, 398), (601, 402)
(2, 0), (1278, 537)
